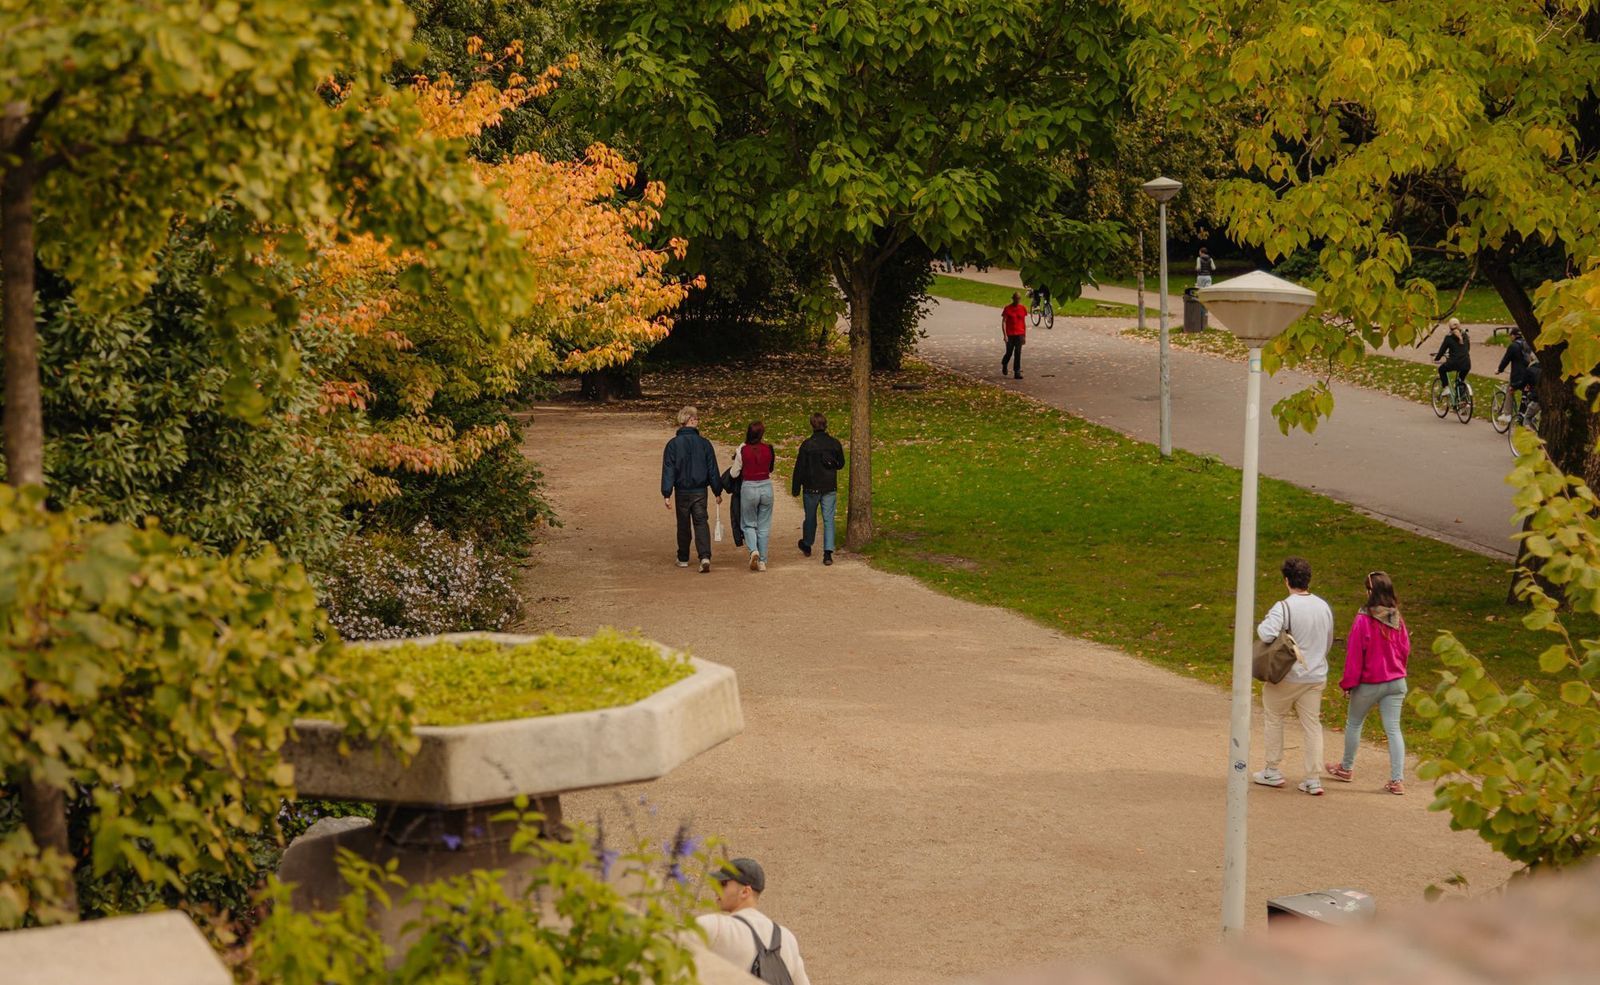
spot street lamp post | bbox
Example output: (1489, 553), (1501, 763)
(1195, 271), (1317, 938)
(1139, 176), (1181, 458)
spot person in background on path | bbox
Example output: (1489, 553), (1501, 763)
(1498, 327), (1541, 407)
(1326, 570), (1412, 795)
(697, 858), (811, 985)
(661, 406), (722, 573)
(734, 420), (776, 572)
(1431, 317), (1471, 396)
(792, 412), (845, 566)
(1000, 291), (1027, 380)
(1195, 247), (1216, 288)
(1253, 556), (1335, 796)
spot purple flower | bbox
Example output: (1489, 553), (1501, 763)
(441, 833), (463, 851)
(599, 847), (619, 880)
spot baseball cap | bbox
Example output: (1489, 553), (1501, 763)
(715, 857), (766, 893)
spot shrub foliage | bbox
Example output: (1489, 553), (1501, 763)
(0, 488), (416, 926)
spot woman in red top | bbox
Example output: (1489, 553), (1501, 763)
(735, 421), (776, 571)
(1326, 570), (1412, 794)
(1001, 292), (1028, 380)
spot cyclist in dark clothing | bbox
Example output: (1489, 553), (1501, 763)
(1431, 318), (1471, 395)
(1498, 329), (1541, 398)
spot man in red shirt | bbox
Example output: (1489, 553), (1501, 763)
(1000, 292), (1028, 379)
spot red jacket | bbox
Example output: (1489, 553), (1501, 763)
(739, 442), (774, 481)
(1002, 303), (1028, 336)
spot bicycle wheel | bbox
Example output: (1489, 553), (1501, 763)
(1043, 301), (1054, 330)
(1030, 305), (1041, 328)
(1430, 379), (1449, 417)
(1454, 382), (1473, 423)
(1508, 400), (1541, 457)
(1490, 387), (1511, 433)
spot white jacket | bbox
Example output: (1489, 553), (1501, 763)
(1256, 592), (1333, 685)
(696, 908), (811, 985)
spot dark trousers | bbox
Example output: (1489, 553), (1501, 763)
(1001, 334), (1023, 377)
(674, 489), (711, 562)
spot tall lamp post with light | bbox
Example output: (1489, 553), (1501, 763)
(1195, 270), (1317, 938)
(1139, 176), (1181, 458)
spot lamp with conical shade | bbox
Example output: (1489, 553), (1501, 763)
(1196, 270), (1317, 347)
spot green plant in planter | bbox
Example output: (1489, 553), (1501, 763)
(0, 487), (417, 927)
(346, 632), (694, 727)
(250, 805), (713, 984)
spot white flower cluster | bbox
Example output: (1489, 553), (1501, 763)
(320, 520), (520, 641)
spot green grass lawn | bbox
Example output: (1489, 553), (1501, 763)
(929, 275), (1138, 317)
(1121, 327), (1507, 412)
(646, 355), (1563, 751)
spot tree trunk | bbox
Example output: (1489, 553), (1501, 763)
(844, 263), (875, 550)
(578, 361), (642, 402)
(1481, 253), (1598, 605)
(2, 103), (76, 916)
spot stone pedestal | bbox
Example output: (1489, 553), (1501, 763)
(277, 632), (744, 955)
(0, 912), (230, 985)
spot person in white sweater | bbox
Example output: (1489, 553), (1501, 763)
(1252, 556), (1334, 796)
(696, 857), (812, 984)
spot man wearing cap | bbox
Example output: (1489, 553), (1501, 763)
(696, 857), (812, 984)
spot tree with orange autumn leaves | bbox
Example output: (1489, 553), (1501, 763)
(309, 47), (698, 503)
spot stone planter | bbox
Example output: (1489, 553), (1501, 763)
(278, 632), (742, 928)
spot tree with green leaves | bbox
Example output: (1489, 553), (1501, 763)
(0, 0), (530, 912)
(603, 0), (1127, 547)
(1125, 0), (1600, 475)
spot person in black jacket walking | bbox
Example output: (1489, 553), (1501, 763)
(790, 412), (845, 566)
(661, 406), (722, 572)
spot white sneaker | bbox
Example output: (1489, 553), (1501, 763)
(1298, 779), (1325, 796)
(757, 560), (767, 571)
(699, 558), (711, 573)
(749, 550), (760, 571)
(1252, 769), (1286, 788)
(676, 560), (689, 568)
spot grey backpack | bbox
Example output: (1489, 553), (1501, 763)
(732, 916), (795, 985)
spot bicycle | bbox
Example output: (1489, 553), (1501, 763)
(1489, 383), (1515, 434)
(1029, 290), (1054, 330)
(1429, 371), (1473, 423)
(1504, 385), (1541, 458)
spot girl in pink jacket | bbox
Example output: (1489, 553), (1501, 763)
(1326, 571), (1411, 794)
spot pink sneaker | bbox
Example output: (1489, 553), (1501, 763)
(1325, 762), (1353, 782)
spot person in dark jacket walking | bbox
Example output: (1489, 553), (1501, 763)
(791, 412), (845, 566)
(661, 406), (722, 572)
(1431, 318), (1471, 396)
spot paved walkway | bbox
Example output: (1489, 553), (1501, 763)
(947, 267), (1505, 369)
(917, 296), (1521, 558)
(527, 404), (1513, 985)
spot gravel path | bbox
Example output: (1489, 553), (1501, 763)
(525, 403), (1514, 985)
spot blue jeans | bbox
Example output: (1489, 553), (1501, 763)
(802, 490), (836, 552)
(739, 479), (774, 560)
(1341, 679), (1407, 781)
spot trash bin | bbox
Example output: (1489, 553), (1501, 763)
(1183, 288), (1208, 333)
(1266, 888), (1376, 928)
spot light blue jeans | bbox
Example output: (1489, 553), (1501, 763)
(802, 490), (837, 552)
(739, 479), (774, 561)
(1341, 678), (1408, 781)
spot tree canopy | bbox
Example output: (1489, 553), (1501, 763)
(1126, 0), (1600, 471)
(604, 0), (1128, 545)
